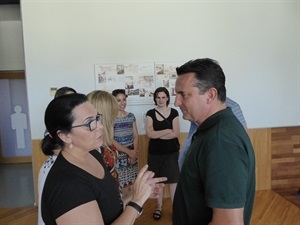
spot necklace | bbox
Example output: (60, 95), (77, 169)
(156, 107), (168, 115)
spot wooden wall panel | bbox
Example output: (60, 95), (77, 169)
(0, 156), (31, 164)
(0, 70), (25, 79)
(271, 126), (300, 190)
(31, 133), (188, 203)
(31, 140), (48, 205)
(31, 127), (300, 205)
(247, 128), (271, 190)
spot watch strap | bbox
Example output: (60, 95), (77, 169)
(127, 201), (143, 217)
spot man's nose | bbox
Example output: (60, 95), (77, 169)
(174, 95), (181, 107)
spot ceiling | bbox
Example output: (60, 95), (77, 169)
(0, 0), (20, 5)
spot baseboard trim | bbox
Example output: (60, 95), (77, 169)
(0, 156), (32, 164)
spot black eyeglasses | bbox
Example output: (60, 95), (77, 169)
(71, 114), (102, 131)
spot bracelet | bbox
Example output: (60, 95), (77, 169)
(127, 201), (143, 217)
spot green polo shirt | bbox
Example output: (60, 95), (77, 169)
(173, 108), (255, 225)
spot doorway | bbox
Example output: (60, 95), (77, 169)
(0, 71), (35, 207)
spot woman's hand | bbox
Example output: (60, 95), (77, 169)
(129, 157), (137, 165)
(126, 148), (137, 158)
(131, 165), (167, 206)
(129, 148), (138, 164)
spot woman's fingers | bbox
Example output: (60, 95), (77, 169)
(149, 181), (166, 198)
(136, 164), (149, 180)
(138, 166), (167, 185)
(132, 167), (167, 204)
(153, 177), (167, 183)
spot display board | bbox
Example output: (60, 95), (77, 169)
(95, 62), (180, 105)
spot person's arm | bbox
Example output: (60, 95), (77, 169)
(209, 208), (244, 225)
(159, 116), (180, 140)
(112, 140), (136, 158)
(146, 116), (172, 139)
(130, 121), (139, 164)
(205, 140), (247, 225)
(132, 121), (139, 153)
(56, 200), (104, 225)
(56, 200), (139, 225)
(56, 165), (167, 225)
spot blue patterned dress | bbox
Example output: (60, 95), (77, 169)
(113, 112), (138, 188)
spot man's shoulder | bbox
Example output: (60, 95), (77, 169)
(225, 97), (240, 108)
(225, 97), (247, 127)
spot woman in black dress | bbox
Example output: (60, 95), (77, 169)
(146, 87), (180, 220)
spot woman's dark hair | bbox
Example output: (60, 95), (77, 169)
(54, 86), (77, 98)
(176, 58), (226, 102)
(41, 93), (87, 155)
(112, 89), (127, 97)
(153, 87), (170, 106)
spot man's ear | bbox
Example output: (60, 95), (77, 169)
(57, 130), (71, 144)
(206, 88), (218, 104)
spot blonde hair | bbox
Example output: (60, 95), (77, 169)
(87, 90), (118, 148)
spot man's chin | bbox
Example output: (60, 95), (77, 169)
(182, 114), (191, 121)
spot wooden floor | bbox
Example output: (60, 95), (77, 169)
(275, 187), (300, 208)
(0, 190), (299, 225)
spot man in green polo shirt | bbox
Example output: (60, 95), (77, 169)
(173, 58), (255, 225)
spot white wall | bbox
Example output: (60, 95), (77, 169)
(0, 5), (25, 70)
(19, 0), (299, 138)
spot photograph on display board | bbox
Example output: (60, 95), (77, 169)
(155, 63), (180, 101)
(95, 62), (181, 105)
(95, 63), (155, 105)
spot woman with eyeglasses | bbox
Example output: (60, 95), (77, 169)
(41, 93), (166, 225)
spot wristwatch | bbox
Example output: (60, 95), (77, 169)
(127, 201), (143, 217)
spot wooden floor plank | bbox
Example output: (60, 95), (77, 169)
(135, 198), (172, 225)
(275, 187), (300, 208)
(0, 190), (299, 225)
(251, 190), (300, 225)
(0, 206), (37, 225)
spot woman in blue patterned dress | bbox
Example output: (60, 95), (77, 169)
(112, 89), (139, 203)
